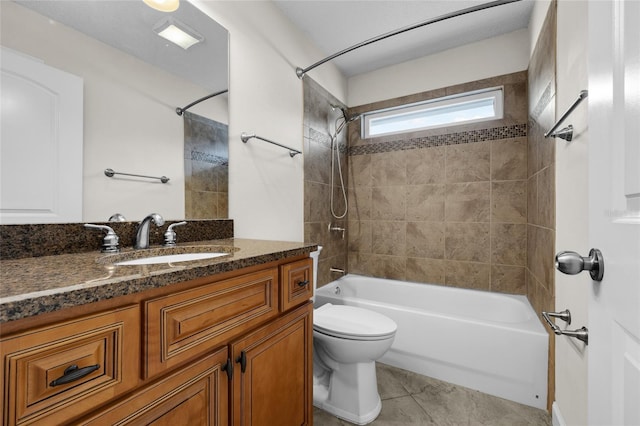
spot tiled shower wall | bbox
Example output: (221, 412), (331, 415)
(303, 79), (349, 287)
(184, 112), (229, 219)
(346, 72), (529, 295)
(527, 2), (557, 410)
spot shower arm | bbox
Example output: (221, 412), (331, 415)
(295, 0), (522, 79)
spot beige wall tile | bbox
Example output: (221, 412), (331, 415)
(444, 260), (491, 290)
(445, 223), (490, 263)
(372, 151), (407, 186)
(372, 221), (406, 256)
(406, 258), (445, 285)
(528, 175), (538, 225)
(348, 154), (371, 187)
(406, 222), (445, 259)
(406, 184), (445, 221)
(538, 166), (555, 229)
(190, 191), (217, 219)
(348, 220), (372, 253)
(406, 146), (445, 184)
(445, 182), (491, 222)
(369, 254), (406, 280)
(491, 223), (527, 266)
(445, 141), (490, 183)
(307, 181), (331, 222)
(491, 180), (527, 223)
(491, 138), (527, 181)
(372, 186), (406, 220)
(491, 265), (526, 294)
(348, 186), (372, 221)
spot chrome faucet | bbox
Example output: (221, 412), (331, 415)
(135, 213), (164, 249)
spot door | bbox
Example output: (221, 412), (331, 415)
(0, 47), (83, 224)
(230, 303), (312, 426)
(588, 1), (640, 425)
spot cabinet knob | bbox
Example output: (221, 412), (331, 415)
(297, 280), (309, 287)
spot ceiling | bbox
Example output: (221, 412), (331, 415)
(15, 0), (228, 91)
(274, 0), (534, 77)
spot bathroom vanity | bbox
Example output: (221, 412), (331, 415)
(0, 234), (315, 425)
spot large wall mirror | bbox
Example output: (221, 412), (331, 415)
(0, 0), (229, 223)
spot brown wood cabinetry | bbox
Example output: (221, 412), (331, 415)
(144, 268), (279, 379)
(1, 255), (313, 426)
(280, 258), (313, 312)
(76, 347), (229, 425)
(0, 305), (140, 425)
(230, 303), (313, 426)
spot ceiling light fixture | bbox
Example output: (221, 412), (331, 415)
(153, 18), (204, 50)
(143, 0), (180, 13)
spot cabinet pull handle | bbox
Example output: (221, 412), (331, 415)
(236, 351), (247, 373)
(222, 357), (233, 380)
(50, 364), (100, 387)
(297, 280), (309, 287)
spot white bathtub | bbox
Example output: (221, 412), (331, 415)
(314, 274), (548, 409)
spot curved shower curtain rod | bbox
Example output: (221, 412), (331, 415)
(295, 0), (522, 79)
(176, 89), (228, 116)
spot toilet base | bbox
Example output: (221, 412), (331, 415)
(312, 361), (382, 425)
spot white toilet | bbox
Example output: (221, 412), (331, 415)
(310, 247), (397, 425)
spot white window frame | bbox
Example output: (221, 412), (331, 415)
(362, 87), (504, 138)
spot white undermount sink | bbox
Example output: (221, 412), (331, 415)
(115, 252), (229, 266)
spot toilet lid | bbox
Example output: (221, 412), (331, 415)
(313, 304), (397, 340)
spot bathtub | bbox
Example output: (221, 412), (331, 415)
(314, 274), (548, 409)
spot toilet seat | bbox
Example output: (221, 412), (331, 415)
(313, 304), (397, 341)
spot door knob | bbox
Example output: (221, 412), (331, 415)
(555, 248), (604, 281)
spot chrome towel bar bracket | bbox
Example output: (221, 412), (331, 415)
(241, 132), (302, 157)
(544, 90), (588, 141)
(542, 309), (588, 345)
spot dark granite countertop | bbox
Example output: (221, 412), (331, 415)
(0, 238), (317, 323)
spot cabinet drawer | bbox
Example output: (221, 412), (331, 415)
(144, 268), (278, 378)
(280, 258), (313, 312)
(76, 347), (228, 426)
(0, 305), (140, 425)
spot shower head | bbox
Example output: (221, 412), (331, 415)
(331, 104), (361, 123)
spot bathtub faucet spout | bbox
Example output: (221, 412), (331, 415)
(330, 267), (345, 275)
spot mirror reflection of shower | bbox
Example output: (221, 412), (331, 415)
(329, 104), (360, 219)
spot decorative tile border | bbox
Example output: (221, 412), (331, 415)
(531, 81), (554, 120)
(191, 150), (228, 166)
(348, 123), (527, 156)
(308, 127), (348, 154)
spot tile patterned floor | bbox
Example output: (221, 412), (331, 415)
(314, 363), (551, 426)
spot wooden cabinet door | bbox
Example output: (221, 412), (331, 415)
(230, 303), (312, 426)
(76, 347), (229, 426)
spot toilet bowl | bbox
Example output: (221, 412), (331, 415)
(310, 247), (397, 425)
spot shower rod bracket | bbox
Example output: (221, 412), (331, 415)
(176, 89), (228, 116)
(295, 0), (522, 78)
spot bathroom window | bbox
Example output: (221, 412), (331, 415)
(362, 87), (503, 138)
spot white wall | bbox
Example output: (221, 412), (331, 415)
(553, 1), (589, 425)
(192, 1), (347, 241)
(1, 1), (227, 222)
(347, 29), (529, 107)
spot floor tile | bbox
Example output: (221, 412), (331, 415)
(314, 363), (551, 426)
